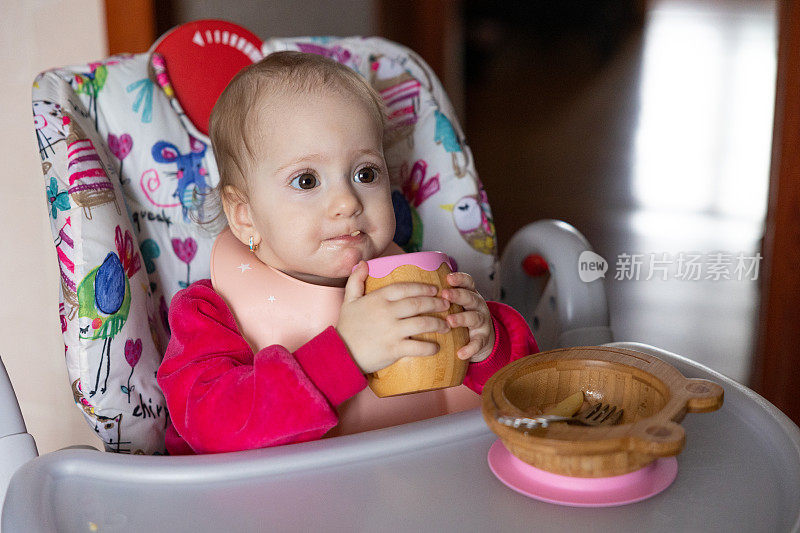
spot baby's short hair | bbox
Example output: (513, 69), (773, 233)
(207, 51), (386, 221)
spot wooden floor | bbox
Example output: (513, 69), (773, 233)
(464, 0), (776, 384)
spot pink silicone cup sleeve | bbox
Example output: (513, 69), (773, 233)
(364, 251), (456, 278)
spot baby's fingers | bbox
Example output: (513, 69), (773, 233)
(447, 272), (475, 290)
(399, 315), (451, 338)
(396, 339), (441, 358)
(442, 287), (480, 311)
(344, 261), (368, 302)
(446, 310), (487, 329)
(392, 296), (450, 319)
(378, 282), (439, 302)
(456, 337), (487, 360)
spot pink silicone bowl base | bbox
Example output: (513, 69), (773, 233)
(487, 439), (678, 507)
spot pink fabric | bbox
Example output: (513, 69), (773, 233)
(157, 279), (538, 455)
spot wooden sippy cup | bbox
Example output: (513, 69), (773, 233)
(364, 251), (469, 397)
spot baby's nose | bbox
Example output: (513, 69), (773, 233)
(329, 185), (363, 218)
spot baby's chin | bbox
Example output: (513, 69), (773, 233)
(314, 239), (389, 282)
(327, 258), (368, 280)
(331, 246), (377, 271)
(298, 258), (364, 287)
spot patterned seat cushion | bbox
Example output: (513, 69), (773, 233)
(33, 29), (498, 454)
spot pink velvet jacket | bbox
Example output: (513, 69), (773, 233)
(157, 279), (538, 455)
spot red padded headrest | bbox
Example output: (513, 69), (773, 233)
(152, 20), (263, 135)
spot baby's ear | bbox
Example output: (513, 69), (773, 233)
(221, 185), (255, 245)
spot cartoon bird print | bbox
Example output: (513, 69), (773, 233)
(440, 194), (497, 255)
(78, 226), (141, 397)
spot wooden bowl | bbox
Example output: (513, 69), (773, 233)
(481, 346), (724, 478)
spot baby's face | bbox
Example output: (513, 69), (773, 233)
(244, 89), (395, 286)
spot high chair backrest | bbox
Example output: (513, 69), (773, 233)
(32, 21), (498, 454)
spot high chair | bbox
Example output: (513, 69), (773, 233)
(2, 20), (622, 529)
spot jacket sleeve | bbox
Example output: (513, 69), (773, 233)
(463, 301), (539, 394)
(156, 279), (367, 454)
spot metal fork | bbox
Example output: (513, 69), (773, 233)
(497, 403), (624, 430)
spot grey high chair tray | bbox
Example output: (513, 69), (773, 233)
(4, 343), (800, 532)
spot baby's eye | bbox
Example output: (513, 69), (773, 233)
(290, 172), (318, 190)
(354, 167), (377, 183)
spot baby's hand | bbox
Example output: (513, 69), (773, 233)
(442, 272), (495, 363)
(336, 262), (452, 374)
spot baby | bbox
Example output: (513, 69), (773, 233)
(157, 51), (538, 455)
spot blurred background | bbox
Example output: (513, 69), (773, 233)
(1, 0), (782, 452)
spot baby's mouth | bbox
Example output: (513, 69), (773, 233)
(324, 230), (364, 242)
